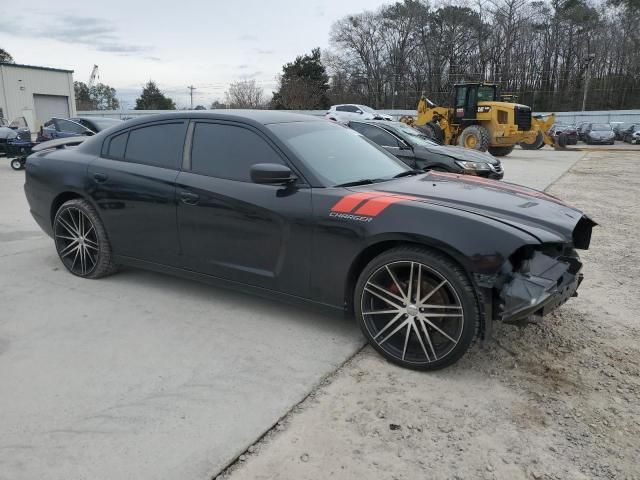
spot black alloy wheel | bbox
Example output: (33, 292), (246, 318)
(53, 199), (117, 278)
(355, 247), (478, 370)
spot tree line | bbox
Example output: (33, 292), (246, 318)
(324, 0), (640, 111)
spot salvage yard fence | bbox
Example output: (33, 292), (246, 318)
(77, 109), (640, 125)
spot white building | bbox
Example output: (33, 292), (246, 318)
(0, 62), (76, 131)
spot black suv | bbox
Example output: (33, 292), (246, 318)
(348, 120), (504, 180)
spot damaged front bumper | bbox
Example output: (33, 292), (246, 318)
(498, 248), (583, 323)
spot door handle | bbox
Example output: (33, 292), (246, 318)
(93, 173), (108, 183)
(180, 191), (200, 205)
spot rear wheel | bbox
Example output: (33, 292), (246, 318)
(519, 130), (544, 150)
(53, 199), (117, 279)
(458, 125), (489, 151)
(487, 145), (514, 157)
(355, 247), (479, 371)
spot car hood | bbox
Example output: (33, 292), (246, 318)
(415, 144), (499, 165)
(588, 131), (613, 137)
(355, 171), (595, 245)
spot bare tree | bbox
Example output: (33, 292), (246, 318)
(224, 80), (265, 109)
(326, 0), (640, 111)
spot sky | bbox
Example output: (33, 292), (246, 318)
(0, 0), (393, 109)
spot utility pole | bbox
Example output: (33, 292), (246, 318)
(188, 85), (196, 109)
(581, 53), (595, 112)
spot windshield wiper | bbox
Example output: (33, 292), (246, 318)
(334, 179), (377, 187)
(392, 170), (425, 179)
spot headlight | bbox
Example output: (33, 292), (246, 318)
(477, 106), (491, 113)
(455, 160), (490, 171)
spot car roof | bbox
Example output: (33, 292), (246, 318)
(111, 110), (321, 128)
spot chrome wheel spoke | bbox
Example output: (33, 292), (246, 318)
(419, 279), (447, 304)
(421, 304), (462, 310)
(373, 312), (404, 340)
(58, 216), (79, 236)
(407, 262), (415, 302)
(378, 318), (410, 345)
(422, 317), (458, 344)
(385, 265), (406, 300)
(364, 286), (403, 310)
(59, 241), (80, 258)
(424, 313), (463, 318)
(401, 322), (411, 361)
(367, 281), (405, 304)
(411, 321), (430, 361)
(418, 318), (438, 360)
(363, 309), (401, 315)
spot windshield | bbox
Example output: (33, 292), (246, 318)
(591, 124), (611, 131)
(390, 122), (439, 147)
(359, 105), (375, 114)
(268, 121), (408, 187)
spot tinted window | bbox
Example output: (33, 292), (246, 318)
(191, 123), (284, 181)
(336, 105), (349, 112)
(350, 123), (399, 147)
(125, 122), (186, 169)
(268, 121), (407, 187)
(107, 132), (128, 159)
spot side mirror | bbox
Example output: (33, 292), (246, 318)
(83, 130), (95, 136)
(356, 110), (363, 114)
(251, 163), (296, 185)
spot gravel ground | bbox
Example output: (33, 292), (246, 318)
(220, 151), (640, 480)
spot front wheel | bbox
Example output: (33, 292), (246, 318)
(458, 125), (490, 151)
(519, 130), (544, 150)
(53, 199), (117, 279)
(355, 247), (479, 371)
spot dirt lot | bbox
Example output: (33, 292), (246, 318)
(221, 151), (640, 480)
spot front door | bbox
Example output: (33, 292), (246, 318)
(175, 121), (312, 297)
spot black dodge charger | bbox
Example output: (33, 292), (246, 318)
(24, 112), (595, 370)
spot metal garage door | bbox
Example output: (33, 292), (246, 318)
(33, 94), (70, 128)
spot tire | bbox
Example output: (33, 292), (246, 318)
(10, 159), (23, 170)
(354, 246), (479, 371)
(519, 130), (544, 150)
(557, 133), (568, 148)
(416, 124), (443, 144)
(458, 125), (490, 151)
(53, 199), (117, 279)
(487, 145), (515, 157)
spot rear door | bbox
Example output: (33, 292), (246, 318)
(175, 120), (312, 296)
(87, 120), (186, 264)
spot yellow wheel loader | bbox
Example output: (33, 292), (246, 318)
(404, 83), (559, 156)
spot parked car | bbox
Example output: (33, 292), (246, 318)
(548, 123), (578, 145)
(325, 104), (393, 123)
(0, 117), (31, 154)
(613, 122), (632, 140)
(24, 111), (595, 371)
(69, 116), (123, 133)
(38, 118), (95, 141)
(583, 123), (615, 145)
(576, 122), (590, 141)
(348, 120), (504, 180)
(622, 124), (640, 144)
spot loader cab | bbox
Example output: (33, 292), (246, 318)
(453, 83), (498, 124)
